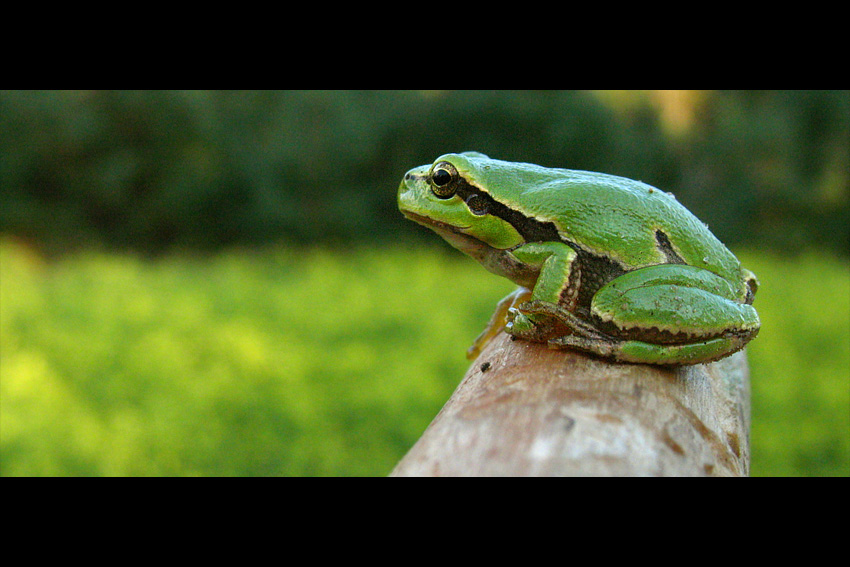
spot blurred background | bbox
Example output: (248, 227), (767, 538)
(1, 90), (847, 476)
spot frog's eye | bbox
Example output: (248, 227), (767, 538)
(429, 161), (458, 198)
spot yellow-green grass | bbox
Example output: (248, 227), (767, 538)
(1, 240), (847, 476)
(738, 252), (849, 476)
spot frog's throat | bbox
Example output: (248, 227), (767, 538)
(401, 211), (477, 250)
(402, 210), (539, 288)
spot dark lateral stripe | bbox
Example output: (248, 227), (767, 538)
(655, 230), (685, 264)
(454, 173), (628, 310)
(455, 177), (561, 243)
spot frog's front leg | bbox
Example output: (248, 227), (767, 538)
(505, 241), (580, 342)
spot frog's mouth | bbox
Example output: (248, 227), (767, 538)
(401, 210), (483, 252)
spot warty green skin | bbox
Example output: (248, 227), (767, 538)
(398, 152), (760, 365)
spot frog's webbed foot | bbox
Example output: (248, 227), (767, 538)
(516, 300), (603, 336)
(514, 301), (632, 361)
(509, 300), (609, 343)
(506, 304), (563, 343)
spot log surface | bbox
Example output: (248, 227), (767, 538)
(391, 332), (750, 477)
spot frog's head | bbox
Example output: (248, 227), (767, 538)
(398, 152), (524, 252)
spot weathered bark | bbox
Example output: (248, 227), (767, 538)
(391, 332), (750, 477)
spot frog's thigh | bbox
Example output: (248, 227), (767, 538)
(592, 265), (760, 338)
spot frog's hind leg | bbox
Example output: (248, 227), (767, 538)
(520, 262), (761, 365)
(522, 299), (755, 365)
(588, 265), (761, 353)
(550, 331), (755, 365)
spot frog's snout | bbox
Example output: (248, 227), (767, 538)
(397, 173), (419, 211)
(398, 167), (429, 206)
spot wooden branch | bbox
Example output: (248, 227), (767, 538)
(390, 332), (750, 477)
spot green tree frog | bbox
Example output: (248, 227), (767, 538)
(398, 152), (760, 366)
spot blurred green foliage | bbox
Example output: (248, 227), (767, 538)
(737, 251), (849, 476)
(0, 239), (497, 475)
(1, 90), (848, 255)
(1, 240), (847, 476)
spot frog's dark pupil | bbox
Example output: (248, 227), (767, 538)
(432, 168), (452, 186)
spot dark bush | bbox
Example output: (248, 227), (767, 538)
(1, 90), (847, 255)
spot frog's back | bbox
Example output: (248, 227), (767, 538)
(516, 166), (741, 281)
(459, 154), (742, 283)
